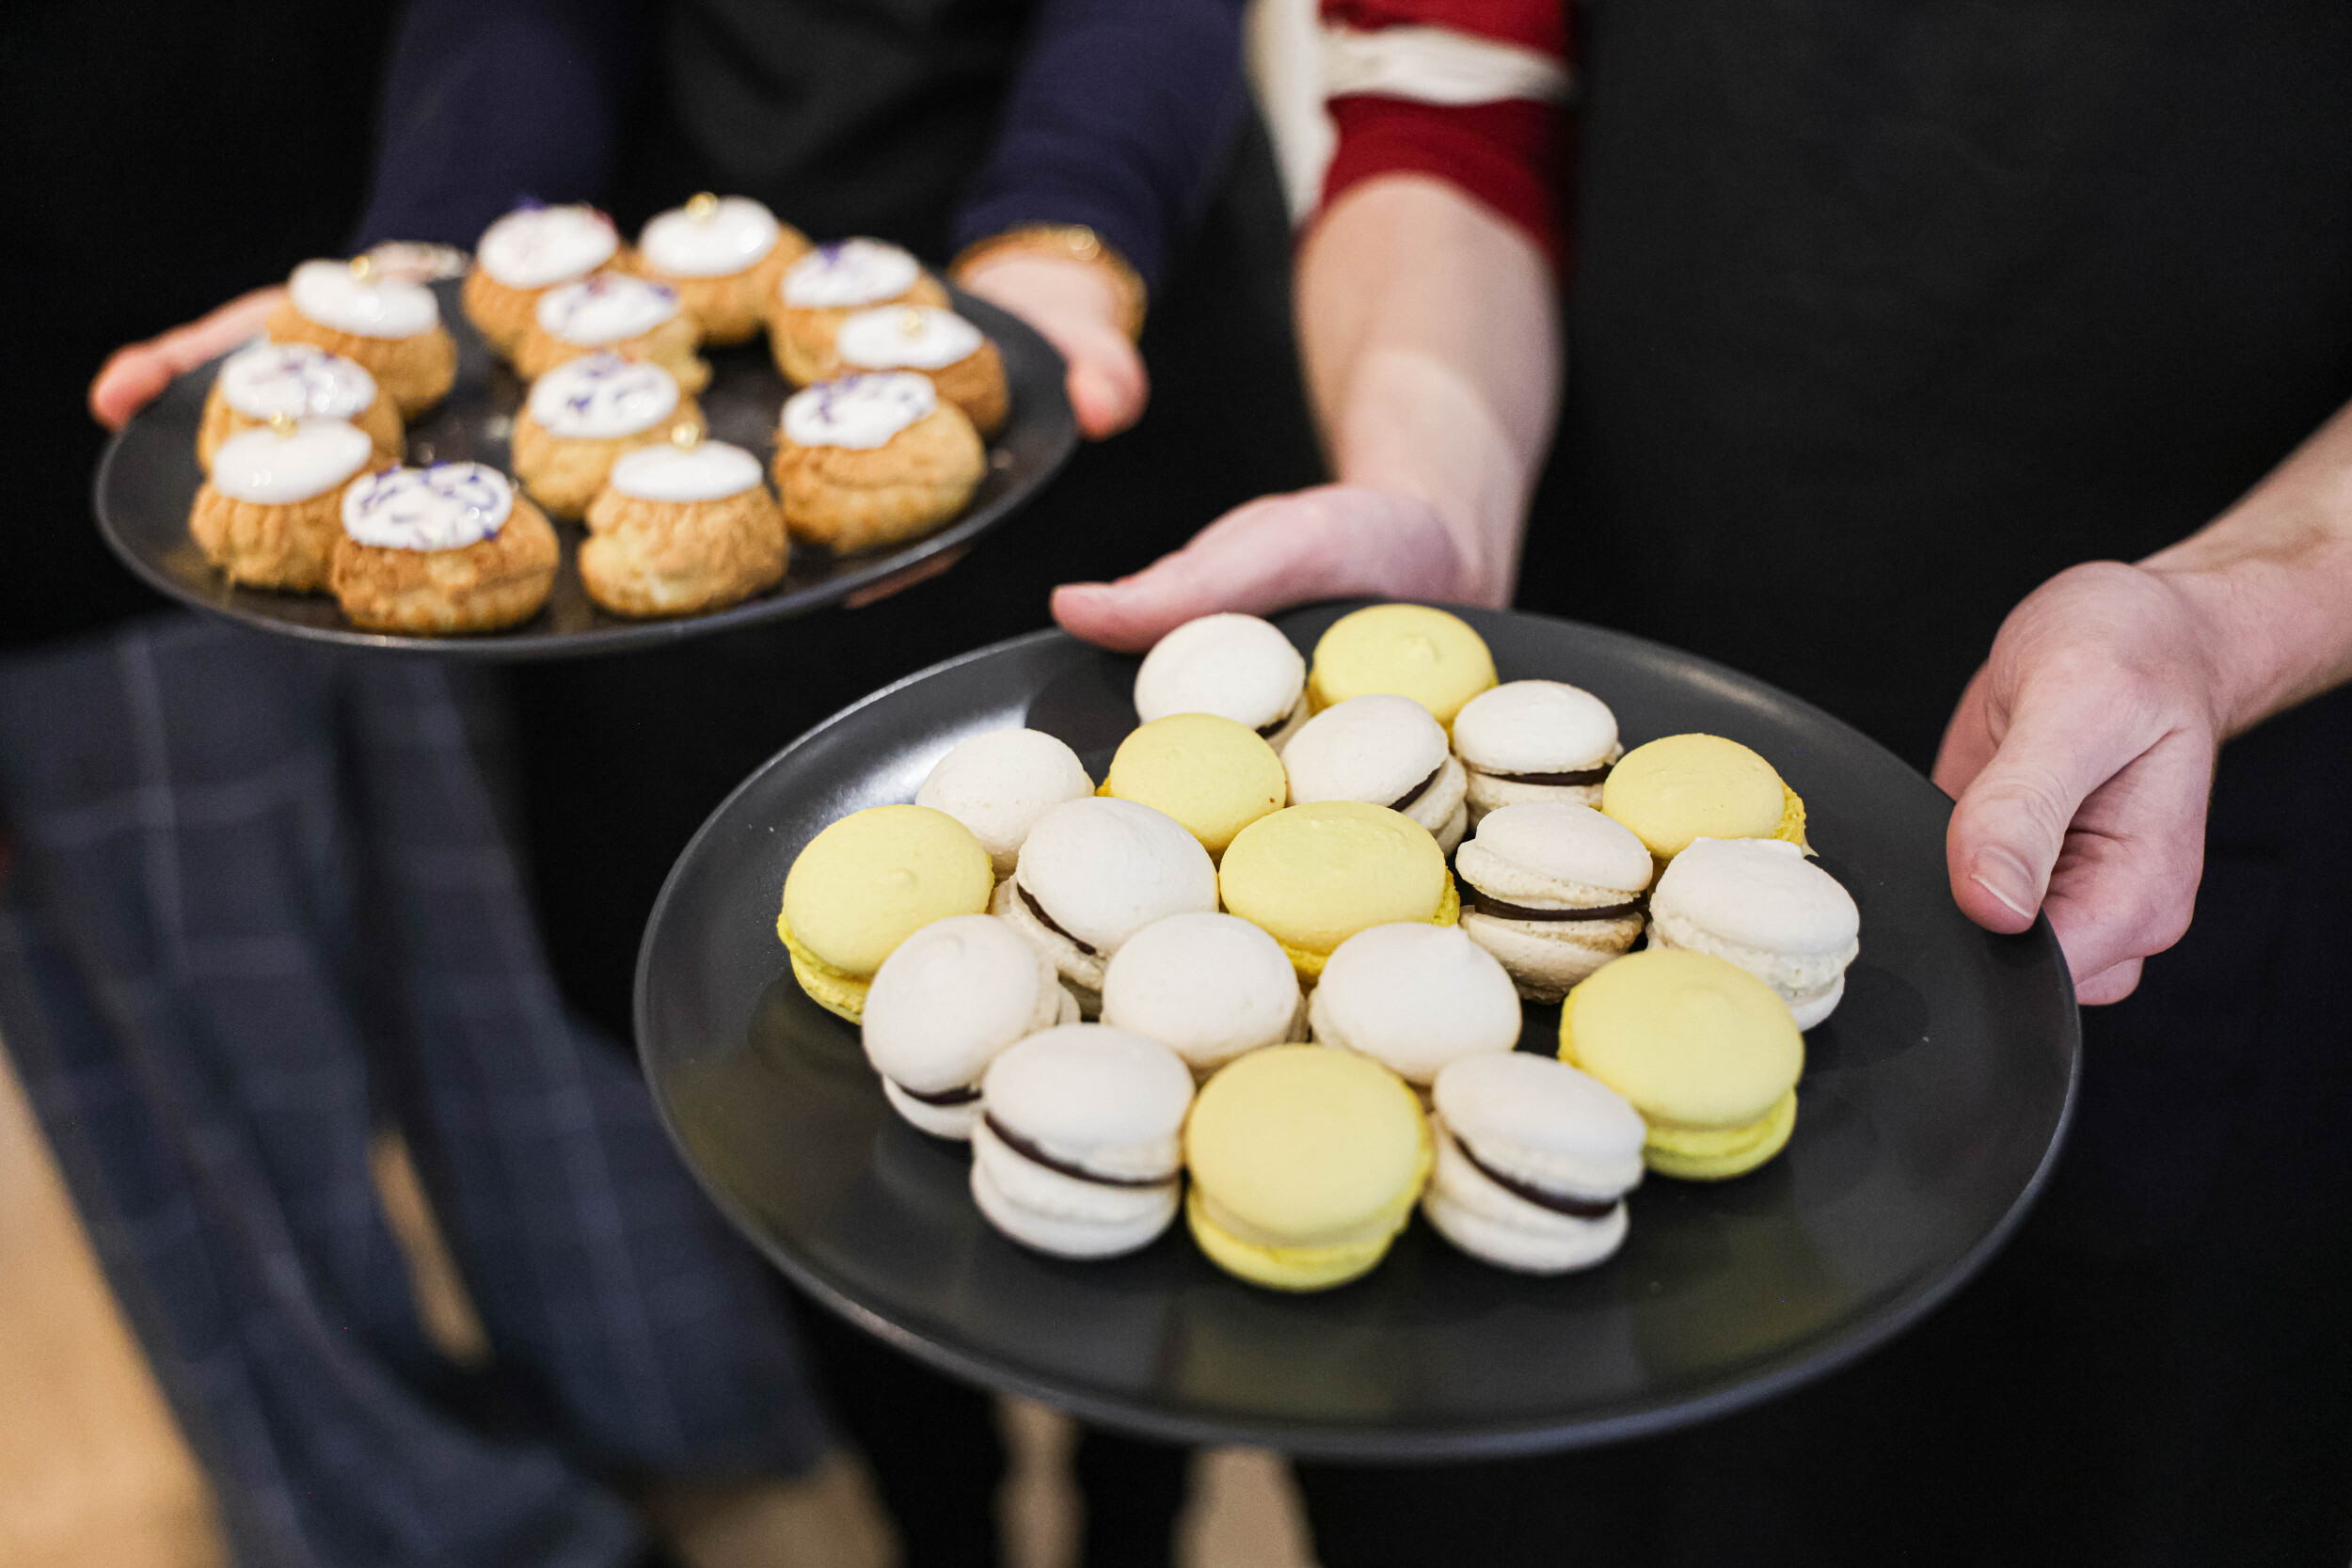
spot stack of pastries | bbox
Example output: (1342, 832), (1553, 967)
(776, 603), (1864, 1291)
(183, 196), (1013, 634)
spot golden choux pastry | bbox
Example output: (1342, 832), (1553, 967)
(824, 304), (1009, 436)
(636, 193), (812, 347)
(508, 355), (699, 520)
(462, 203), (625, 354)
(580, 425), (787, 618)
(188, 414), (376, 592)
(267, 257), (456, 419)
(328, 463), (558, 635)
(198, 342), (403, 471)
(768, 239), (948, 386)
(511, 272), (708, 394)
(771, 372), (984, 554)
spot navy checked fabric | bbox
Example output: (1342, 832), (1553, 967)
(0, 615), (828, 1568)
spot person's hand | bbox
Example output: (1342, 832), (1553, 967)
(1932, 562), (2226, 1004)
(955, 252), (1147, 440)
(1051, 483), (1468, 652)
(89, 286), (284, 430)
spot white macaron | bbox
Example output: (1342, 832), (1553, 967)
(1454, 802), (1655, 1002)
(916, 728), (1095, 878)
(862, 913), (1076, 1137)
(1308, 923), (1521, 1086)
(1133, 612), (1310, 749)
(992, 796), (1218, 1012)
(1647, 836), (1860, 1029)
(1282, 693), (1469, 852)
(971, 1023), (1195, 1259)
(1099, 911), (1305, 1076)
(1450, 680), (1624, 824)
(1424, 1051), (1646, 1274)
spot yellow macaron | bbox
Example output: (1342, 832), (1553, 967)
(1599, 734), (1809, 861)
(777, 804), (994, 1022)
(1559, 948), (1804, 1180)
(1100, 713), (1286, 860)
(1307, 604), (1498, 728)
(1216, 800), (1459, 982)
(1184, 1044), (1432, 1291)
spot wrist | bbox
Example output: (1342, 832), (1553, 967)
(2140, 557), (2312, 738)
(950, 226), (1146, 341)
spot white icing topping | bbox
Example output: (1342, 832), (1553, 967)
(780, 239), (921, 309)
(342, 464), (514, 551)
(208, 420), (373, 503)
(534, 275), (681, 345)
(288, 260), (439, 340)
(476, 204), (619, 288)
(836, 306), (984, 371)
(781, 372), (935, 450)
(640, 196), (782, 277)
(525, 354), (680, 438)
(608, 440), (763, 502)
(218, 342), (378, 421)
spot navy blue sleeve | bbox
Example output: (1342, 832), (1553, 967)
(351, 0), (638, 251)
(952, 0), (1250, 293)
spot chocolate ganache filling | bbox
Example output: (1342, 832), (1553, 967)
(1390, 761), (1446, 813)
(983, 1114), (1175, 1189)
(1255, 712), (1294, 740)
(895, 1081), (981, 1106)
(1454, 1136), (1621, 1219)
(1467, 890), (1646, 923)
(1481, 762), (1614, 787)
(1018, 883), (1098, 956)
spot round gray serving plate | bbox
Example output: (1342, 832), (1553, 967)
(92, 280), (1076, 660)
(636, 603), (2079, 1459)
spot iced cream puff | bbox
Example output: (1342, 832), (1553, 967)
(1308, 923), (1521, 1088)
(462, 203), (623, 354)
(510, 355), (696, 519)
(777, 804), (995, 1023)
(1098, 912), (1305, 1077)
(188, 415), (375, 591)
(579, 429), (786, 618)
(771, 372), (984, 554)
(1216, 801), (1459, 985)
(267, 258), (456, 418)
(1282, 693), (1469, 853)
(862, 913), (1076, 1139)
(1101, 714), (1286, 862)
(635, 193), (810, 347)
(768, 238), (948, 386)
(1601, 734), (1809, 863)
(972, 1024), (1194, 1259)
(1561, 948), (1804, 1181)
(1455, 802), (1655, 1002)
(992, 796), (1218, 1015)
(1307, 603), (1497, 728)
(328, 463), (559, 635)
(1133, 612), (1310, 750)
(513, 273), (708, 393)
(1648, 837), (1859, 1029)
(829, 306), (1008, 436)
(1423, 1052), (1645, 1275)
(1452, 679), (1624, 826)
(199, 342), (403, 470)
(915, 729), (1095, 879)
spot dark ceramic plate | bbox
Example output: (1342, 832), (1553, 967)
(636, 603), (2079, 1458)
(92, 280), (1076, 660)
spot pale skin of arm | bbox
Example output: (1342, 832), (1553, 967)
(1055, 171), (2352, 1002)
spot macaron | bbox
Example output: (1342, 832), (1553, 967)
(778, 804), (994, 1022)
(1423, 1052), (1646, 1274)
(1101, 713), (1286, 860)
(1454, 802), (1655, 1002)
(1451, 679), (1624, 825)
(1217, 800), (1459, 984)
(1307, 603), (1497, 728)
(1600, 734), (1808, 862)
(1560, 948), (1804, 1181)
(1648, 837), (1860, 1029)
(1134, 612), (1310, 749)
(1282, 693), (1469, 853)
(1184, 1043), (1430, 1291)
(992, 796), (1218, 1012)
(862, 913), (1076, 1137)
(1099, 911), (1304, 1076)
(1308, 923), (1521, 1086)
(971, 1024), (1194, 1259)
(915, 728), (1095, 878)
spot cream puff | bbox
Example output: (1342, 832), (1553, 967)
(826, 305), (1008, 436)
(509, 354), (697, 519)
(767, 239), (948, 386)
(188, 415), (375, 592)
(636, 193), (810, 347)
(513, 273), (708, 393)
(1452, 679), (1624, 826)
(267, 258), (455, 418)
(579, 428), (787, 618)
(461, 203), (623, 354)
(199, 342), (403, 470)
(329, 463), (558, 635)
(771, 372), (984, 553)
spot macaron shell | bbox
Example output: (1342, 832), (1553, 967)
(1101, 713), (1286, 858)
(1133, 612), (1307, 731)
(862, 912), (1060, 1091)
(1282, 693), (1453, 808)
(778, 915), (872, 1022)
(1310, 923), (1521, 1085)
(914, 728), (1095, 877)
(1450, 680), (1620, 774)
(1599, 735), (1792, 861)
(1186, 1183), (1405, 1291)
(781, 804), (993, 976)
(974, 1153), (1178, 1259)
(1218, 801), (1454, 964)
(1014, 797), (1219, 956)
(1307, 604), (1498, 727)
(980, 1024), (1195, 1180)
(1460, 910), (1640, 1004)
(1422, 1122), (1629, 1274)
(1642, 1089), (1798, 1180)
(1430, 1051), (1648, 1196)
(1560, 948), (1804, 1131)
(1098, 912), (1303, 1072)
(882, 1077), (984, 1139)
(1649, 837), (1857, 956)
(1184, 1044), (1431, 1248)
(1458, 801), (1655, 903)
